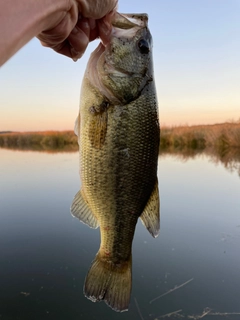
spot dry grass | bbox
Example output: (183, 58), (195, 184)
(0, 130), (78, 152)
(160, 122), (240, 150)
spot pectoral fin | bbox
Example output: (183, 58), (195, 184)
(140, 180), (160, 238)
(71, 190), (99, 229)
(88, 102), (108, 149)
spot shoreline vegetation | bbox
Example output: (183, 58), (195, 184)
(1, 122), (240, 153)
(160, 122), (240, 150)
(0, 130), (78, 152)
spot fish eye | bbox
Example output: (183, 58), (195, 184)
(138, 39), (150, 54)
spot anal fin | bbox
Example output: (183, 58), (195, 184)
(140, 179), (160, 238)
(71, 190), (99, 229)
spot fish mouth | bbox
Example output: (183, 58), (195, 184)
(112, 12), (148, 29)
(110, 12), (148, 41)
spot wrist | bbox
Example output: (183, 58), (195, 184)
(0, 0), (70, 66)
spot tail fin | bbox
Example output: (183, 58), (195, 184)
(84, 252), (132, 312)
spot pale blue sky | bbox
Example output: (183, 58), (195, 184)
(0, 0), (240, 131)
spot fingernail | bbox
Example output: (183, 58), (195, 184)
(89, 18), (96, 31)
(78, 20), (90, 38)
(79, 18), (89, 30)
(70, 47), (82, 62)
(72, 26), (79, 35)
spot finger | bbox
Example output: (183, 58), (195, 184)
(40, 27), (88, 61)
(52, 41), (73, 58)
(37, 5), (79, 46)
(45, 36), (87, 61)
(67, 20), (90, 60)
(38, 14), (90, 61)
(75, 16), (90, 38)
(38, 37), (74, 59)
(97, 13), (114, 46)
(88, 19), (99, 42)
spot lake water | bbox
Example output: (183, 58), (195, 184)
(0, 148), (240, 320)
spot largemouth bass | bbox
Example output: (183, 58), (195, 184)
(71, 12), (160, 312)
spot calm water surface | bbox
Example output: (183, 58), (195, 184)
(0, 148), (240, 320)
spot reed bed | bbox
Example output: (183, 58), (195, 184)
(0, 130), (78, 151)
(160, 122), (240, 150)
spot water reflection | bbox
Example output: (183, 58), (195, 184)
(208, 147), (240, 176)
(160, 147), (240, 176)
(2, 144), (240, 176)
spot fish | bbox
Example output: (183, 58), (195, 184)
(71, 12), (160, 312)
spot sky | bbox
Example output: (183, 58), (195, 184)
(0, 0), (240, 131)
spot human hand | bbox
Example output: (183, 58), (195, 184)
(37, 0), (118, 61)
